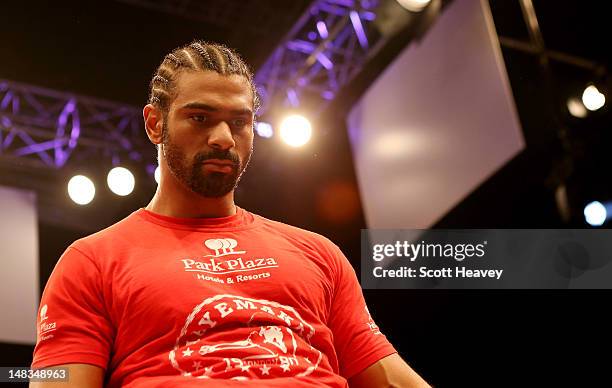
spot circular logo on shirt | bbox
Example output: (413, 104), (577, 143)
(169, 294), (323, 380)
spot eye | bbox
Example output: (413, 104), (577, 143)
(231, 118), (247, 127)
(191, 115), (207, 123)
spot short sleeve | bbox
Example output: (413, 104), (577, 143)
(326, 242), (397, 379)
(31, 245), (114, 370)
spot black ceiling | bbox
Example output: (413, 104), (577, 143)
(2, 0), (608, 107)
(0, 0), (311, 106)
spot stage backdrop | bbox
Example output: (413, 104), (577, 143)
(0, 184), (38, 344)
(347, 0), (524, 228)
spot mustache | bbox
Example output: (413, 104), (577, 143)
(194, 149), (240, 166)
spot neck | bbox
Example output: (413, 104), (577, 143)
(145, 168), (237, 219)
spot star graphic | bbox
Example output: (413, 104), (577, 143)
(281, 363), (291, 372)
(204, 366), (214, 375)
(193, 361), (202, 371)
(260, 364), (271, 375)
(240, 364), (251, 372)
(304, 357), (311, 364)
(182, 348), (194, 357)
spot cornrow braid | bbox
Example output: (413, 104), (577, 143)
(190, 42), (216, 71)
(148, 40), (260, 115)
(152, 75), (169, 85)
(208, 45), (227, 73)
(165, 53), (182, 68)
(220, 46), (238, 73)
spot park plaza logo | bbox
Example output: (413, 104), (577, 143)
(204, 238), (245, 257)
(40, 304), (48, 321)
(38, 304), (57, 339)
(180, 238), (279, 275)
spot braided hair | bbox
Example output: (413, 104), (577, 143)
(148, 41), (260, 115)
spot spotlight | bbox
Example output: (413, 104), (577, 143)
(567, 97), (588, 118)
(582, 85), (605, 111)
(107, 167), (135, 196)
(255, 122), (274, 138)
(154, 166), (161, 184)
(279, 114), (312, 147)
(396, 0), (431, 12)
(584, 201), (607, 227)
(67, 175), (95, 205)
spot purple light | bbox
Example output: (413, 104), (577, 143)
(14, 138), (62, 155)
(255, 122), (274, 138)
(349, 11), (369, 49)
(287, 88), (300, 107)
(12, 94), (20, 113)
(361, 0), (377, 10)
(15, 131), (54, 166)
(1, 116), (11, 128)
(287, 40), (315, 54)
(1, 91), (13, 110)
(307, 31), (317, 41)
(129, 151), (141, 161)
(316, 53), (333, 70)
(360, 10), (376, 21)
(321, 90), (334, 100)
(316, 21), (329, 39)
(118, 116), (130, 131)
(55, 99), (80, 167)
(2, 129), (16, 149)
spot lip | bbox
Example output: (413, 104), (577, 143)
(201, 160), (235, 173)
(202, 159), (235, 166)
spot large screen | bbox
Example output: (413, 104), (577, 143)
(347, 0), (524, 228)
(0, 185), (38, 344)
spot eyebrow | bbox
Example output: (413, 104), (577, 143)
(179, 102), (253, 116)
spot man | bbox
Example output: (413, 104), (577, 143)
(31, 41), (430, 387)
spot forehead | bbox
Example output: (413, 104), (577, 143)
(171, 70), (253, 112)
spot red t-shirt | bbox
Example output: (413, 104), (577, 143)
(32, 207), (396, 387)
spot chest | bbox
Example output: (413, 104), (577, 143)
(106, 232), (335, 340)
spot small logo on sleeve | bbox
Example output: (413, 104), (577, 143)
(365, 306), (382, 335)
(38, 304), (57, 342)
(40, 304), (48, 321)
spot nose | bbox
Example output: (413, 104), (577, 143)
(207, 121), (235, 150)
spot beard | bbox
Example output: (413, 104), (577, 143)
(161, 121), (252, 198)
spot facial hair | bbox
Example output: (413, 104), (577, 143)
(161, 120), (252, 198)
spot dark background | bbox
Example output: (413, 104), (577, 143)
(1, 0), (611, 386)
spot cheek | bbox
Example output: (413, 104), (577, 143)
(239, 134), (254, 154)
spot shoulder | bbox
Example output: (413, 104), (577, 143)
(69, 209), (143, 259)
(250, 212), (349, 274)
(252, 212), (339, 251)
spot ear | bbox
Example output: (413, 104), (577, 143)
(143, 104), (164, 145)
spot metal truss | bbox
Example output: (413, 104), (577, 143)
(254, 0), (385, 119)
(0, 79), (150, 171)
(1, 0), (424, 174)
